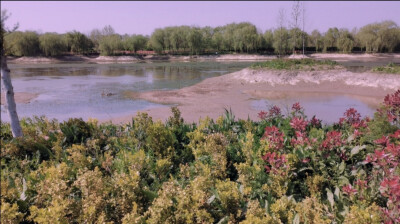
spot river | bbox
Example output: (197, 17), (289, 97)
(0, 60), (390, 124)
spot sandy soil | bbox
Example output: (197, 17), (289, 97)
(1, 92), (39, 105)
(109, 68), (398, 124)
(8, 53), (400, 64)
(7, 54), (278, 64)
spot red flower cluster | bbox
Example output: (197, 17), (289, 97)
(380, 175), (400, 224)
(382, 90), (400, 123)
(258, 110), (268, 120)
(339, 108), (369, 132)
(291, 131), (310, 147)
(319, 130), (343, 151)
(258, 106), (283, 120)
(380, 176), (400, 200)
(290, 117), (308, 132)
(262, 126), (285, 150)
(262, 152), (287, 174)
(292, 102), (302, 112)
(341, 108), (361, 125)
(342, 184), (357, 196)
(310, 116), (322, 128)
(269, 106), (282, 118)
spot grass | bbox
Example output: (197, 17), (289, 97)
(250, 58), (338, 70)
(372, 62), (400, 74)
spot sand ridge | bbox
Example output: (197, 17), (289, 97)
(114, 68), (397, 124)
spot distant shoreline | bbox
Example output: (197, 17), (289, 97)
(7, 53), (400, 64)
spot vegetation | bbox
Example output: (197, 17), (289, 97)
(1, 90), (400, 223)
(2, 20), (400, 57)
(4, 31), (40, 56)
(372, 62), (400, 74)
(250, 58), (338, 70)
(39, 33), (66, 56)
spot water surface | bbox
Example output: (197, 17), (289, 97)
(252, 95), (377, 125)
(1, 59), (391, 123)
(1, 61), (253, 122)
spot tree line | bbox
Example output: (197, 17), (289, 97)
(4, 20), (400, 57)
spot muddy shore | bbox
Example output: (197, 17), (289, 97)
(8, 53), (400, 64)
(4, 53), (399, 124)
(1, 92), (39, 105)
(114, 67), (398, 124)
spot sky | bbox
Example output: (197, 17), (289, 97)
(2, 1), (400, 36)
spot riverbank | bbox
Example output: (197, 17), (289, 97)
(7, 54), (277, 64)
(1, 92), (39, 105)
(115, 67), (398, 124)
(7, 53), (400, 64)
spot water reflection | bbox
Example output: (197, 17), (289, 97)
(252, 94), (378, 124)
(2, 61), (253, 122)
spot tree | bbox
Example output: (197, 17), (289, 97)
(337, 29), (354, 53)
(102, 25), (115, 36)
(301, 2), (306, 56)
(150, 28), (166, 53)
(273, 27), (290, 56)
(1, 10), (23, 137)
(323, 27), (339, 52)
(98, 34), (122, 56)
(263, 30), (274, 51)
(65, 31), (93, 54)
(290, 1), (301, 55)
(275, 8), (287, 57)
(122, 35), (148, 53)
(39, 32), (67, 56)
(309, 30), (323, 52)
(89, 28), (102, 52)
(186, 27), (203, 55)
(4, 31), (40, 56)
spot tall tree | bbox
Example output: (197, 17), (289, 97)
(310, 30), (323, 52)
(290, 1), (301, 55)
(39, 32), (67, 56)
(276, 8), (287, 57)
(1, 10), (23, 137)
(301, 2), (306, 56)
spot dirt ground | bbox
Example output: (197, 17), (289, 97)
(1, 92), (38, 105)
(111, 67), (397, 124)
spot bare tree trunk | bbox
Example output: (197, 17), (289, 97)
(1, 49), (23, 137)
(291, 1), (301, 55)
(302, 2), (305, 56)
(277, 8), (286, 58)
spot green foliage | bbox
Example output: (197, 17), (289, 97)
(1, 97), (400, 223)
(4, 31), (40, 56)
(60, 118), (93, 146)
(99, 34), (123, 56)
(357, 20), (400, 53)
(122, 34), (148, 53)
(64, 31), (93, 54)
(372, 62), (400, 74)
(251, 58), (338, 70)
(39, 32), (67, 56)
(2, 19), (400, 57)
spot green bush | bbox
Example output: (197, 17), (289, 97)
(251, 58), (338, 70)
(1, 92), (400, 223)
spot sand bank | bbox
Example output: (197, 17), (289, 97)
(112, 68), (397, 124)
(8, 53), (399, 64)
(1, 92), (39, 105)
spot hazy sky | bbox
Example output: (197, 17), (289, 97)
(2, 1), (400, 35)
